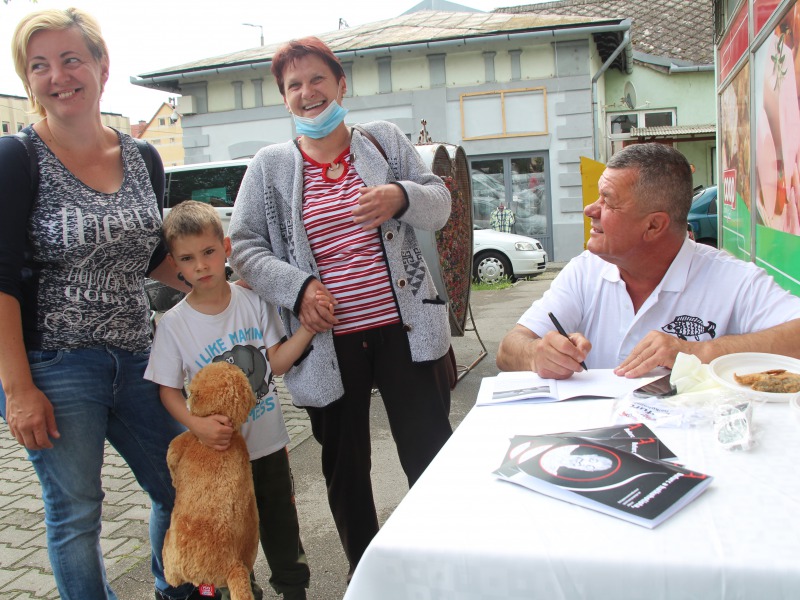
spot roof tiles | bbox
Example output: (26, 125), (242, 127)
(497, 0), (713, 65)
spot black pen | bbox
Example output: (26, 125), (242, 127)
(547, 312), (588, 371)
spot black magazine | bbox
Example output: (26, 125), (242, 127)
(548, 423), (677, 461)
(494, 430), (712, 529)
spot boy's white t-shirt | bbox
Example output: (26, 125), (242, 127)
(145, 283), (290, 461)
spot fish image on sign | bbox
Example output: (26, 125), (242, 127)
(414, 143), (473, 336)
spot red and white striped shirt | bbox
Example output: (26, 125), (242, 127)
(301, 146), (400, 335)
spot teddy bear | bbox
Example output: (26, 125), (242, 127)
(162, 361), (259, 600)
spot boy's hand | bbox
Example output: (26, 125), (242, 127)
(299, 280), (338, 332)
(315, 290), (336, 317)
(190, 414), (234, 451)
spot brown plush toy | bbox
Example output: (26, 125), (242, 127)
(162, 361), (259, 600)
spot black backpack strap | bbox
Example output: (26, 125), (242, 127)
(14, 131), (39, 198)
(133, 137), (155, 184)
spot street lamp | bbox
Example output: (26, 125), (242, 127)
(242, 22), (264, 47)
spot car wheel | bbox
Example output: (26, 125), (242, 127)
(473, 251), (512, 284)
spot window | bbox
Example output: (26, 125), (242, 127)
(606, 109), (676, 156)
(17, 123), (24, 132)
(610, 113), (637, 134)
(461, 87), (548, 140)
(469, 152), (552, 258)
(159, 118), (166, 126)
(644, 112), (674, 127)
(2, 122), (9, 134)
(165, 164), (248, 209)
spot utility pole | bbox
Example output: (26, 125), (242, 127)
(242, 22), (264, 47)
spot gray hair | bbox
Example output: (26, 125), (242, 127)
(606, 143), (694, 228)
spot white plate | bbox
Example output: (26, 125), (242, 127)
(708, 353), (800, 402)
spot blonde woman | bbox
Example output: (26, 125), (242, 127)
(0, 8), (193, 600)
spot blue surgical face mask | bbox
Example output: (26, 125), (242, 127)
(293, 98), (348, 139)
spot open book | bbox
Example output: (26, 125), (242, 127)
(478, 370), (662, 406)
(494, 430), (712, 529)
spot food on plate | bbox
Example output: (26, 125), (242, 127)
(733, 369), (800, 393)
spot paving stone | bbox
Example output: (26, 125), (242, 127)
(13, 547), (50, 572)
(4, 496), (46, 513)
(0, 543), (37, 568)
(0, 467), (36, 484)
(99, 535), (128, 556)
(0, 525), (40, 548)
(0, 480), (31, 497)
(114, 504), (153, 523)
(3, 568), (58, 597)
(104, 519), (149, 542)
(102, 488), (141, 506)
(0, 508), (43, 529)
(106, 554), (149, 582)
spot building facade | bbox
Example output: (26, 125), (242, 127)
(133, 101), (185, 167)
(135, 11), (639, 261)
(502, 0), (717, 190)
(0, 93), (130, 136)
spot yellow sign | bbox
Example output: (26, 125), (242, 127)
(580, 156), (605, 248)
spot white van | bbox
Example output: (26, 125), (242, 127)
(147, 159), (250, 311)
(163, 159), (251, 234)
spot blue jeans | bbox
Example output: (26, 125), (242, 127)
(0, 346), (194, 600)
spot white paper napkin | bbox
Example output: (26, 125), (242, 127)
(669, 352), (723, 395)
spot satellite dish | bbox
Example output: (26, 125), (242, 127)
(623, 81), (637, 110)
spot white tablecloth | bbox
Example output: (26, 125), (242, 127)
(344, 378), (800, 600)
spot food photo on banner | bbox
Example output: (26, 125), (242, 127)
(720, 62), (752, 262)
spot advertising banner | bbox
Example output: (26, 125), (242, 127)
(720, 63), (752, 262)
(753, 0), (800, 294)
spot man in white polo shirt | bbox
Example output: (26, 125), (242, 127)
(497, 143), (800, 380)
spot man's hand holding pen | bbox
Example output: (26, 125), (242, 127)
(532, 329), (592, 379)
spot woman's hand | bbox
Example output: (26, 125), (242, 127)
(352, 184), (407, 230)
(5, 385), (60, 450)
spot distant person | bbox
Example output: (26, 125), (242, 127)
(145, 202), (311, 600)
(490, 202), (516, 233)
(0, 8), (194, 600)
(227, 36), (453, 580)
(497, 143), (800, 380)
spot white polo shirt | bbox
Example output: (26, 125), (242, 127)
(518, 239), (800, 369)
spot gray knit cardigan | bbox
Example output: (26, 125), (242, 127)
(228, 121), (452, 407)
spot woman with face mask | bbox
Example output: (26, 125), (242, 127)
(228, 36), (454, 581)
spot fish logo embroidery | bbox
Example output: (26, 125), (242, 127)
(661, 316), (716, 341)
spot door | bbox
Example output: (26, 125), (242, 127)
(470, 152), (552, 258)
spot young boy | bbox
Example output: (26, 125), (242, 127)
(145, 201), (311, 600)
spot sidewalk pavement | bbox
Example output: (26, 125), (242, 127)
(0, 263), (564, 600)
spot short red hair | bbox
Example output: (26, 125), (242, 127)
(271, 36), (345, 96)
